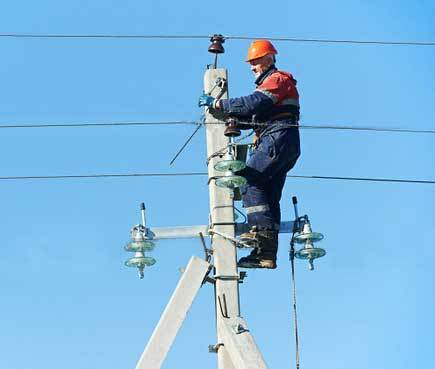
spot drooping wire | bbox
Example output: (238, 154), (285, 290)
(0, 33), (434, 46)
(234, 206), (248, 224)
(289, 197), (302, 369)
(169, 120), (203, 165)
(289, 239), (301, 369)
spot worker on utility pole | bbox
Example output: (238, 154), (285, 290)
(199, 39), (301, 269)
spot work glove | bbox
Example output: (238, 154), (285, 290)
(198, 94), (215, 108)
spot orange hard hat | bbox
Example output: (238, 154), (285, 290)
(246, 40), (278, 62)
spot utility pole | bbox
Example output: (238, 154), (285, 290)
(204, 67), (240, 369)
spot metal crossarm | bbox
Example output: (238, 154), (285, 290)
(147, 221), (295, 240)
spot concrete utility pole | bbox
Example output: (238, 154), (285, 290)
(204, 68), (239, 369)
(132, 66), (272, 369)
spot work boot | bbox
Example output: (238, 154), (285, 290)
(238, 230), (278, 269)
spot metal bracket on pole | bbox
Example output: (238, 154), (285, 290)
(209, 343), (224, 353)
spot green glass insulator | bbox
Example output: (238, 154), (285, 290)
(214, 159), (246, 173)
(125, 239), (155, 252)
(215, 175), (247, 189)
(293, 232), (324, 244)
(125, 256), (156, 268)
(294, 247), (326, 260)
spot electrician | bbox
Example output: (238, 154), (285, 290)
(199, 40), (301, 269)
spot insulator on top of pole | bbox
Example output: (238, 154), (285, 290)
(208, 34), (225, 68)
(224, 117), (241, 137)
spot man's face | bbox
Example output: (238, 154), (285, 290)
(249, 55), (273, 77)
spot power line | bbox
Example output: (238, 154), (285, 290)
(0, 172), (433, 185)
(296, 124), (435, 135)
(0, 120), (434, 135)
(0, 34), (209, 40)
(0, 33), (434, 46)
(228, 35), (435, 46)
(0, 172), (205, 180)
(0, 121), (199, 129)
(288, 175), (435, 185)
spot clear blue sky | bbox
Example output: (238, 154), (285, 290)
(0, 1), (434, 369)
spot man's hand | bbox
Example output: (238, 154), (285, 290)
(198, 94), (215, 108)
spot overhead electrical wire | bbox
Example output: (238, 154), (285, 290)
(0, 33), (434, 46)
(0, 121), (434, 135)
(228, 35), (435, 46)
(0, 34), (209, 40)
(0, 121), (199, 129)
(0, 172), (433, 185)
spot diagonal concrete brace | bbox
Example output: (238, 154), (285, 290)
(134, 256), (210, 369)
(219, 317), (268, 369)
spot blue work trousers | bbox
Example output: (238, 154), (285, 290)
(237, 127), (300, 231)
